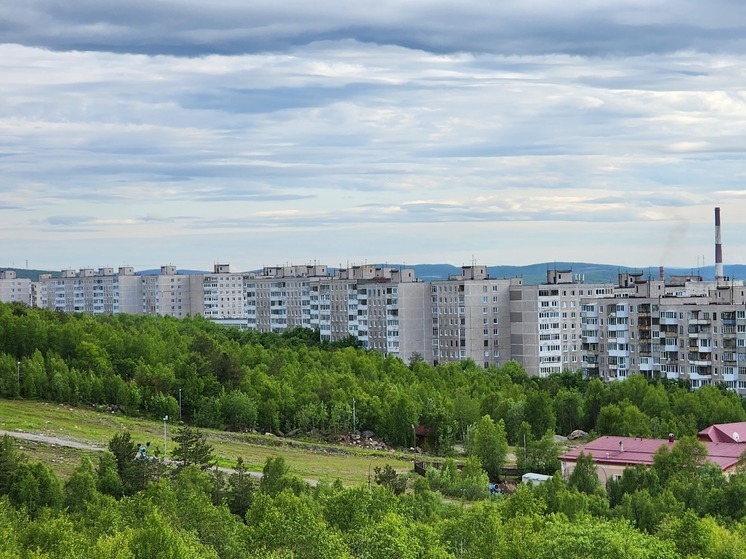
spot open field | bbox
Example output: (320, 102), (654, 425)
(0, 399), (415, 484)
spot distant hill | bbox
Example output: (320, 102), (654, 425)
(398, 262), (746, 285)
(136, 269), (208, 276)
(0, 269), (57, 281)
(5, 263), (746, 286)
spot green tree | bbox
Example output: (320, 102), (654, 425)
(220, 390), (258, 431)
(373, 463), (407, 496)
(583, 377), (607, 431)
(108, 431), (152, 494)
(96, 452), (125, 498)
(0, 434), (25, 495)
(227, 457), (256, 519)
(245, 491), (349, 559)
(567, 451), (601, 495)
(517, 430), (561, 476)
(347, 512), (422, 559)
(553, 388), (584, 435)
(260, 456), (307, 497)
(63, 456), (99, 512)
(467, 415), (508, 480)
(8, 462), (62, 517)
(525, 390), (556, 439)
(171, 425), (215, 472)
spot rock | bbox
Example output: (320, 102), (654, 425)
(361, 430), (375, 439)
(567, 429), (589, 440)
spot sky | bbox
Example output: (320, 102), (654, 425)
(3, 1), (746, 272)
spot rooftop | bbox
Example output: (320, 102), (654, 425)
(560, 435), (746, 472)
(698, 423), (746, 444)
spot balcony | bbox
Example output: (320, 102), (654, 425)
(689, 358), (712, 367)
(639, 358), (654, 372)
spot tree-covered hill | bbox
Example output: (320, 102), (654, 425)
(4, 301), (746, 556)
(2, 301), (745, 456)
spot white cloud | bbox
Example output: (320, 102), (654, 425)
(2, 5), (746, 270)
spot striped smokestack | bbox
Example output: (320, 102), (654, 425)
(715, 207), (724, 280)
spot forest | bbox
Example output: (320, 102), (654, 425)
(2, 424), (746, 558)
(4, 301), (746, 557)
(2, 301), (745, 455)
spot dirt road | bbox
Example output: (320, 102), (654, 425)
(0, 429), (103, 451)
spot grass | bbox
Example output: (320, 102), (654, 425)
(0, 399), (414, 484)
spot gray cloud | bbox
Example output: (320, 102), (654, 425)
(3, 7), (746, 270)
(4, 1), (746, 57)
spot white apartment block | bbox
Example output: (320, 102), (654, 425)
(581, 272), (746, 393)
(0, 270), (32, 306)
(142, 266), (204, 318)
(36, 267), (141, 314)
(510, 270), (616, 377)
(397, 266), (518, 369)
(244, 265), (327, 332)
(203, 264), (246, 322)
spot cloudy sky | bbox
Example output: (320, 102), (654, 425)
(3, 1), (746, 272)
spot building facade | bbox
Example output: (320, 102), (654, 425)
(0, 271), (32, 306)
(581, 273), (746, 391)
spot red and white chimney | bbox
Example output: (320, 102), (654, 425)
(715, 207), (724, 281)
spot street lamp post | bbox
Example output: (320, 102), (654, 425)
(163, 415), (169, 455)
(411, 424), (416, 453)
(16, 361), (20, 385)
(178, 389), (182, 421)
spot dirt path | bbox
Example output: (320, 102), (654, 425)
(0, 429), (103, 451)
(0, 428), (319, 482)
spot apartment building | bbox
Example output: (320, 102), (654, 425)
(242, 264), (325, 333)
(36, 266), (141, 314)
(0, 271), (32, 306)
(203, 264), (246, 325)
(511, 270), (616, 377)
(239, 264), (415, 354)
(581, 273), (746, 393)
(141, 266), (204, 318)
(394, 266), (518, 369)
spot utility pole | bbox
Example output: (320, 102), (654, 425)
(163, 415), (169, 455)
(352, 398), (356, 432)
(16, 361), (20, 394)
(178, 389), (182, 421)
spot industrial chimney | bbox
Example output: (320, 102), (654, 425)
(715, 207), (724, 281)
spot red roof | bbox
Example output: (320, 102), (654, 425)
(560, 436), (746, 472)
(698, 423), (746, 444)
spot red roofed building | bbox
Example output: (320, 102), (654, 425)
(560, 435), (746, 483)
(698, 422), (746, 444)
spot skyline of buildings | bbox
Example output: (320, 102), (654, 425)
(4, 259), (746, 394)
